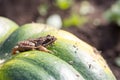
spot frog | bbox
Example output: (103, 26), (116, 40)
(12, 35), (57, 54)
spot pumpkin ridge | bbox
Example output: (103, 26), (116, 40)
(13, 51), (85, 80)
(0, 58), (56, 80)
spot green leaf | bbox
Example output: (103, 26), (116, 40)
(38, 4), (49, 16)
(55, 0), (73, 10)
(63, 13), (87, 27)
(104, 0), (120, 26)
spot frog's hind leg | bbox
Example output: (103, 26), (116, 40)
(37, 45), (52, 53)
(12, 46), (19, 55)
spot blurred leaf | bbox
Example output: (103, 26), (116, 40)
(55, 0), (73, 10)
(63, 13), (87, 27)
(115, 57), (120, 67)
(104, 0), (120, 26)
(79, 1), (95, 15)
(38, 4), (49, 16)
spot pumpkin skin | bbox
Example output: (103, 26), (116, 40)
(0, 17), (19, 46)
(0, 51), (85, 80)
(0, 23), (116, 80)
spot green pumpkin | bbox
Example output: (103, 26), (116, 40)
(0, 17), (19, 46)
(0, 21), (116, 80)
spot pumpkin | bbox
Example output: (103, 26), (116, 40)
(0, 19), (116, 80)
(0, 17), (19, 46)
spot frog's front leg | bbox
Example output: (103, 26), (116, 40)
(12, 46), (20, 55)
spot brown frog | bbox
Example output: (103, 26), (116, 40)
(12, 35), (57, 54)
